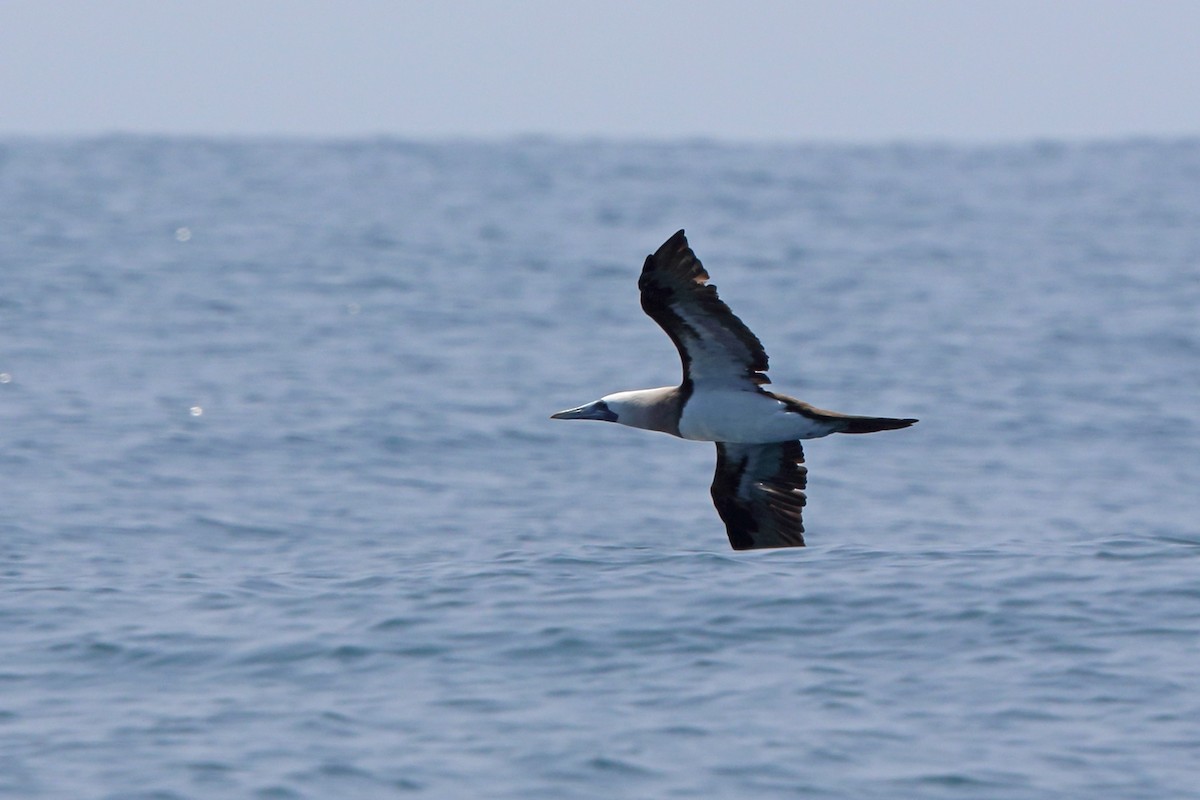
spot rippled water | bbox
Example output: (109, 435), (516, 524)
(2, 137), (1199, 798)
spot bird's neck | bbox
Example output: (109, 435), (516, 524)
(603, 386), (686, 437)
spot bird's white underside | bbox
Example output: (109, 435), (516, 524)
(677, 388), (832, 443)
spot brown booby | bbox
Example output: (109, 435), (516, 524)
(552, 230), (917, 550)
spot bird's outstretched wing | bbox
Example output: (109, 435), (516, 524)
(639, 230), (770, 389)
(711, 441), (807, 550)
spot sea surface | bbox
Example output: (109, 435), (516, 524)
(2, 137), (1199, 799)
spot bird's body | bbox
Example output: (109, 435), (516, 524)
(679, 389), (843, 443)
(605, 386), (854, 443)
(552, 230), (916, 550)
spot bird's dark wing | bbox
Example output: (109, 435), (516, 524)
(639, 230), (770, 389)
(710, 441), (807, 550)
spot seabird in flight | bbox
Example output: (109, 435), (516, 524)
(551, 230), (917, 550)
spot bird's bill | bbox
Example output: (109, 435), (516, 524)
(550, 401), (615, 421)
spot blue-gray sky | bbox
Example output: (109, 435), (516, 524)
(3, 0), (1199, 141)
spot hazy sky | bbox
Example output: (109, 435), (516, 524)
(3, 1), (1199, 141)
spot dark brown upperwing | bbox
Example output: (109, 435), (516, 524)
(638, 230), (771, 388)
(710, 441), (807, 550)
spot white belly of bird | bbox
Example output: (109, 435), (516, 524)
(678, 389), (834, 443)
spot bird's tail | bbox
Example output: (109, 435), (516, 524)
(836, 416), (918, 434)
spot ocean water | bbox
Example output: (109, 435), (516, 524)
(1, 137), (1198, 799)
